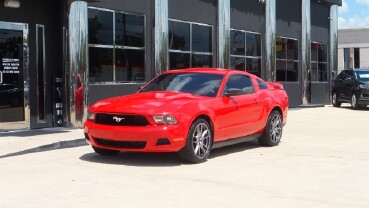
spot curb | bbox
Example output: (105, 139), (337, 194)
(0, 139), (88, 159)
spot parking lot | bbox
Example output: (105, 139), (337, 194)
(1, 105), (369, 208)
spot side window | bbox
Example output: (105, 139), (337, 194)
(347, 70), (354, 77)
(224, 75), (255, 95)
(257, 79), (268, 90)
(337, 71), (347, 80)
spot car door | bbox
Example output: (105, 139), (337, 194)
(343, 70), (355, 100)
(219, 74), (262, 139)
(334, 70), (348, 100)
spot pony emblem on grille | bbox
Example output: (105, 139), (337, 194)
(113, 116), (125, 123)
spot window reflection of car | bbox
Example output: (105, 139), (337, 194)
(332, 69), (369, 109)
(0, 83), (23, 107)
(84, 68), (289, 164)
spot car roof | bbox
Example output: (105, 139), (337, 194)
(163, 68), (257, 77)
(343, 68), (369, 72)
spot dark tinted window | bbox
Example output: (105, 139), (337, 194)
(140, 73), (223, 97)
(257, 79), (268, 90)
(246, 33), (261, 57)
(276, 37), (298, 82)
(169, 53), (190, 70)
(115, 49), (145, 82)
(276, 37), (286, 59)
(88, 9), (113, 45)
(230, 30), (245, 56)
(230, 57), (245, 70)
(115, 13), (144, 47)
(89, 47), (113, 82)
(246, 58), (261, 78)
(337, 70), (347, 80)
(192, 54), (212, 68)
(225, 75), (255, 95)
(192, 24), (212, 53)
(169, 21), (190, 51)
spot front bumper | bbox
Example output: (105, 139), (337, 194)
(357, 89), (369, 105)
(84, 120), (187, 152)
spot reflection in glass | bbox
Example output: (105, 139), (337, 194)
(230, 30), (245, 56)
(318, 63), (327, 82)
(286, 61), (298, 81)
(286, 39), (298, 60)
(311, 42), (318, 62)
(169, 21), (190, 51)
(276, 37), (286, 59)
(115, 13), (144, 47)
(311, 63), (318, 81)
(230, 57), (245, 70)
(169, 52), (190, 70)
(89, 47), (113, 82)
(115, 49), (145, 82)
(192, 54), (212, 68)
(318, 44), (327, 62)
(192, 24), (212, 53)
(246, 58), (261, 78)
(276, 60), (286, 81)
(0, 29), (24, 122)
(246, 33), (261, 57)
(88, 9), (113, 45)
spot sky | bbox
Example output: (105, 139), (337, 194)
(338, 0), (369, 29)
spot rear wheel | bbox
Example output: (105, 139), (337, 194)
(178, 119), (213, 164)
(258, 110), (282, 146)
(332, 92), (341, 107)
(92, 146), (120, 156)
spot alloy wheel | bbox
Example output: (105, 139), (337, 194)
(351, 94), (357, 108)
(192, 123), (211, 159)
(332, 93), (337, 105)
(269, 114), (282, 143)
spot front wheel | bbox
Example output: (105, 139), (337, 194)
(332, 92), (341, 107)
(92, 146), (120, 156)
(351, 93), (359, 109)
(178, 119), (213, 164)
(258, 110), (283, 146)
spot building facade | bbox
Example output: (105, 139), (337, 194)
(338, 28), (369, 71)
(0, 0), (341, 131)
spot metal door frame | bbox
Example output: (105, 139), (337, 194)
(0, 21), (30, 131)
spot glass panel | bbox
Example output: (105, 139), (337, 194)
(115, 13), (144, 47)
(37, 25), (45, 121)
(0, 29), (24, 122)
(311, 62), (318, 81)
(230, 30), (245, 56)
(192, 54), (212, 68)
(286, 61), (298, 81)
(88, 9), (113, 45)
(286, 39), (298, 60)
(246, 58), (261, 78)
(246, 33), (261, 57)
(354, 48), (360, 68)
(89, 47), (113, 82)
(169, 21), (190, 51)
(225, 75), (255, 95)
(318, 63), (327, 82)
(318, 44), (327, 62)
(276, 37), (286, 59)
(169, 52), (190, 70)
(115, 49), (145, 82)
(230, 57), (245, 70)
(276, 60), (286, 81)
(311, 42), (318, 62)
(192, 24), (212, 53)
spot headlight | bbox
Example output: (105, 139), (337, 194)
(152, 115), (177, 125)
(87, 111), (95, 122)
(359, 84), (369, 89)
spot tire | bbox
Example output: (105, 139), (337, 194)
(258, 110), (283, 147)
(92, 146), (120, 156)
(351, 93), (359, 109)
(332, 92), (341, 107)
(178, 119), (213, 164)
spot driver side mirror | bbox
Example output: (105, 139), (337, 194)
(224, 88), (243, 97)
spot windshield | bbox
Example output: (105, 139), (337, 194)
(355, 71), (369, 82)
(140, 72), (224, 97)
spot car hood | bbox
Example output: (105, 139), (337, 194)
(89, 91), (208, 114)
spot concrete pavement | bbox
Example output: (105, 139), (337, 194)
(0, 105), (369, 208)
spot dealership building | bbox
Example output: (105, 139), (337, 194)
(0, 0), (341, 131)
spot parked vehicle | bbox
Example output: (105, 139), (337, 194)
(84, 68), (289, 163)
(332, 69), (369, 108)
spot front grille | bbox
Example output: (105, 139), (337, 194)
(95, 113), (150, 126)
(95, 138), (146, 149)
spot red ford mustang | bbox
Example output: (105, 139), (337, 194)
(84, 68), (288, 163)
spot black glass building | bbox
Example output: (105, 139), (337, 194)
(0, 0), (342, 130)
